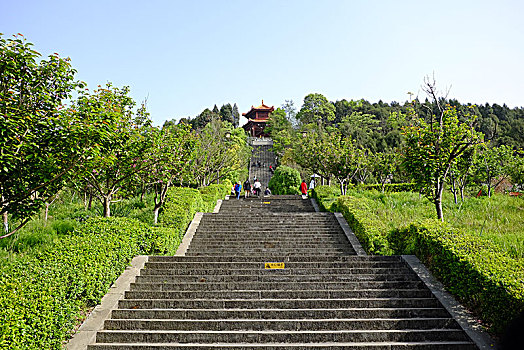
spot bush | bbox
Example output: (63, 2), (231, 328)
(199, 184), (230, 212)
(311, 185), (341, 211)
(268, 165), (301, 195)
(0, 217), (153, 349)
(149, 226), (182, 255)
(390, 220), (524, 334)
(333, 195), (392, 255)
(158, 187), (203, 235)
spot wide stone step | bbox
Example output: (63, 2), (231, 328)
(88, 341), (477, 349)
(124, 289), (432, 300)
(133, 278), (426, 290)
(142, 260), (406, 268)
(140, 266), (408, 275)
(185, 249), (356, 255)
(95, 329), (470, 343)
(118, 298), (441, 309)
(111, 307), (452, 320)
(146, 256), (402, 263)
(187, 244), (352, 250)
(103, 317), (460, 331)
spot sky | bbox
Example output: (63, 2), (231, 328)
(2, 0), (523, 126)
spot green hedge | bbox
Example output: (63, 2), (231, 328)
(333, 196), (392, 255)
(389, 220), (524, 334)
(268, 166), (301, 195)
(199, 184), (231, 212)
(0, 217), (153, 349)
(311, 185), (341, 211)
(158, 187), (203, 232)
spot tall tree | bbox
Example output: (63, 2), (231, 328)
(0, 34), (95, 237)
(232, 103), (240, 127)
(402, 77), (483, 221)
(296, 93), (335, 128)
(219, 103), (234, 124)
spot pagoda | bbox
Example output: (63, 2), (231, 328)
(241, 100), (274, 137)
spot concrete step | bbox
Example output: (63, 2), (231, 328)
(140, 266), (408, 275)
(94, 329), (470, 343)
(89, 342), (477, 349)
(124, 290), (433, 300)
(142, 260), (406, 268)
(103, 317), (460, 331)
(118, 298), (442, 309)
(146, 256), (402, 263)
(111, 307), (452, 320)
(133, 278), (426, 290)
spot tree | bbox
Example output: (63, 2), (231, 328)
(296, 93), (335, 128)
(73, 84), (156, 217)
(402, 77), (484, 221)
(372, 151), (400, 193)
(448, 147), (476, 202)
(266, 108), (294, 159)
(0, 34), (93, 237)
(232, 103), (240, 127)
(474, 145), (514, 197)
(147, 123), (193, 224)
(282, 99), (298, 127)
(268, 166), (301, 195)
(188, 120), (250, 187)
(219, 103), (234, 125)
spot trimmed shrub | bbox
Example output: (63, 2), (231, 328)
(390, 220), (524, 334)
(268, 165), (301, 195)
(158, 187), (203, 234)
(0, 217), (153, 349)
(150, 226), (181, 255)
(199, 184), (230, 212)
(333, 195), (392, 255)
(311, 185), (341, 211)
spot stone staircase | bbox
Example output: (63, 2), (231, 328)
(86, 196), (480, 349)
(249, 143), (276, 190)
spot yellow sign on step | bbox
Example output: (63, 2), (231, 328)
(265, 262), (285, 269)
(263, 202), (271, 204)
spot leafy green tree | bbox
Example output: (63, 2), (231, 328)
(268, 165), (301, 195)
(296, 93), (335, 128)
(232, 103), (240, 127)
(73, 84), (156, 217)
(0, 34), (92, 237)
(147, 123), (193, 223)
(282, 99), (298, 127)
(188, 120), (249, 187)
(266, 108), (294, 159)
(339, 111), (380, 150)
(372, 151), (400, 193)
(402, 78), (483, 221)
(448, 147), (476, 202)
(474, 144), (514, 197)
(219, 103), (234, 124)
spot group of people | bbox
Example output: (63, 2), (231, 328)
(232, 177), (271, 199)
(300, 178), (316, 198)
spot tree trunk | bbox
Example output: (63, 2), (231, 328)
(435, 185), (445, 222)
(153, 206), (160, 225)
(45, 202), (50, 222)
(103, 196), (111, 217)
(460, 186), (465, 202)
(451, 179), (458, 204)
(2, 212), (8, 233)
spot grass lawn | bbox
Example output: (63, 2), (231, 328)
(345, 189), (524, 260)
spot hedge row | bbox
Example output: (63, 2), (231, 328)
(0, 184), (230, 349)
(0, 217), (153, 349)
(328, 191), (524, 334)
(390, 221), (524, 334)
(199, 183), (232, 212)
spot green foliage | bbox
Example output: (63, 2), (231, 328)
(268, 166), (301, 195)
(199, 184), (231, 212)
(333, 195), (392, 255)
(311, 185), (341, 211)
(389, 220), (524, 334)
(296, 93), (335, 126)
(359, 183), (417, 192)
(158, 187), (203, 235)
(0, 217), (153, 349)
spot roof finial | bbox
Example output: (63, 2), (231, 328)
(262, 99), (264, 105)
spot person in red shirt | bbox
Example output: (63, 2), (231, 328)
(300, 180), (308, 198)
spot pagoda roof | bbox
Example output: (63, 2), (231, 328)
(242, 100), (274, 116)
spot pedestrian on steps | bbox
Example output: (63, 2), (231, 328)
(300, 180), (308, 199)
(253, 179), (262, 197)
(243, 179), (251, 198)
(234, 182), (241, 200)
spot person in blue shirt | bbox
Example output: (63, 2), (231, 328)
(234, 182), (242, 200)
